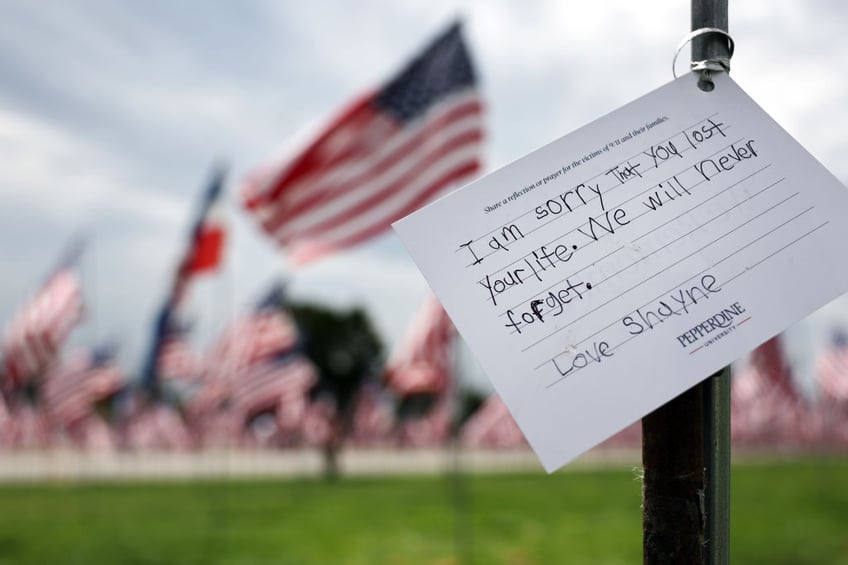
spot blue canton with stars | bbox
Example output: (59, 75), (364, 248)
(375, 22), (477, 123)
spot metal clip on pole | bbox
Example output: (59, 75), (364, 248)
(672, 27), (735, 91)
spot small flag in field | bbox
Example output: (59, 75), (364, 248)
(731, 337), (812, 446)
(142, 305), (188, 390)
(43, 346), (123, 428)
(397, 393), (451, 447)
(156, 321), (199, 382)
(0, 392), (11, 447)
(206, 283), (299, 381)
(125, 403), (193, 451)
(350, 381), (394, 446)
(385, 294), (455, 396)
(460, 395), (526, 449)
(229, 356), (317, 422)
(242, 21), (484, 265)
(815, 331), (848, 403)
(2, 246), (84, 385)
(141, 166), (227, 390)
(172, 166), (227, 303)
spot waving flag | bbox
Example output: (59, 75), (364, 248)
(815, 331), (848, 403)
(172, 165), (228, 303)
(460, 394), (526, 449)
(2, 242), (84, 385)
(731, 336), (812, 446)
(230, 356), (317, 422)
(242, 21), (484, 264)
(385, 294), (455, 396)
(43, 345), (123, 428)
(186, 282), (309, 442)
(207, 283), (299, 379)
(156, 319), (199, 382)
(141, 167), (227, 391)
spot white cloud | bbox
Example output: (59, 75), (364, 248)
(0, 108), (184, 227)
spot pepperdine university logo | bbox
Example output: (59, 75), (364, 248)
(676, 301), (751, 353)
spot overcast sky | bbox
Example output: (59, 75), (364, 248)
(1, 0), (846, 393)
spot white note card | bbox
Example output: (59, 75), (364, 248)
(394, 72), (848, 472)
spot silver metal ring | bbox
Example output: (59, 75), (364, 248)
(672, 27), (735, 79)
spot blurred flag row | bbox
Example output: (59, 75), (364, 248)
(2, 20), (848, 456)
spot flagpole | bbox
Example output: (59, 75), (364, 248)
(642, 1), (731, 563)
(691, 2), (732, 563)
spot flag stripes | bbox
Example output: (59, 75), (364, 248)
(43, 352), (122, 427)
(242, 22), (483, 265)
(3, 270), (83, 384)
(815, 335), (848, 402)
(251, 95), (483, 231)
(385, 294), (455, 396)
(207, 309), (299, 383)
(230, 357), (316, 420)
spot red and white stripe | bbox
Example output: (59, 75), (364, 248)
(300, 396), (337, 447)
(749, 337), (795, 397)
(815, 345), (848, 403)
(43, 352), (122, 428)
(243, 90), (483, 265)
(398, 394), (452, 448)
(0, 393), (12, 448)
(2, 270), (83, 384)
(157, 334), (200, 382)
(385, 294), (455, 396)
(460, 395), (526, 449)
(207, 310), (298, 382)
(125, 403), (192, 451)
(731, 338), (813, 446)
(230, 356), (317, 421)
(350, 383), (394, 446)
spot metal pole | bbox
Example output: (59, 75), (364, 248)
(642, 386), (705, 563)
(642, 3), (731, 564)
(702, 366), (731, 565)
(691, 0), (729, 64)
(691, 3), (732, 564)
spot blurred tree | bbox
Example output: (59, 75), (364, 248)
(289, 302), (383, 478)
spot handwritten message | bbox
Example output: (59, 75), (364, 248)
(394, 73), (848, 472)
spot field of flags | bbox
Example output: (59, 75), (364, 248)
(2, 21), (848, 463)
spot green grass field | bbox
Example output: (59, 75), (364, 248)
(0, 457), (845, 564)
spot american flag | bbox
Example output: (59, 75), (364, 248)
(815, 331), (848, 403)
(300, 395), (337, 447)
(184, 284), (302, 440)
(397, 393), (452, 448)
(349, 381), (394, 446)
(206, 283), (299, 381)
(172, 166), (227, 303)
(730, 362), (772, 444)
(155, 321), (199, 382)
(229, 356), (317, 422)
(0, 393), (12, 448)
(141, 306), (187, 391)
(750, 336), (798, 402)
(43, 347), (123, 429)
(385, 294), (455, 396)
(242, 22), (484, 265)
(124, 403), (192, 451)
(460, 394), (526, 449)
(2, 253), (84, 385)
(141, 167), (227, 391)
(732, 336), (812, 446)
(7, 403), (50, 449)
